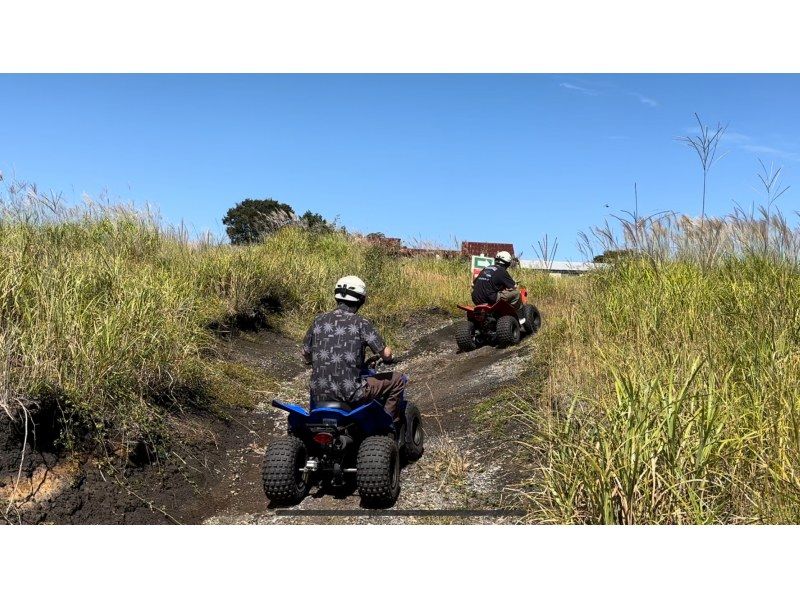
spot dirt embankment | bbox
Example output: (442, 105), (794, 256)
(1, 311), (537, 524)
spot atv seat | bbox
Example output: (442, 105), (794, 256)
(457, 287), (528, 314)
(311, 399), (354, 412)
(457, 302), (495, 313)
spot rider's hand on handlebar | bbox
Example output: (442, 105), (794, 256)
(380, 346), (393, 363)
(365, 351), (401, 367)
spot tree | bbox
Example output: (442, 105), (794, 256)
(222, 198), (296, 244)
(298, 210), (336, 233)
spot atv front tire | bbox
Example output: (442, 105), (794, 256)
(522, 304), (542, 335)
(496, 315), (521, 347)
(262, 436), (309, 505)
(403, 402), (424, 461)
(455, 320), (478, 352)
(357, 436), (401, 507)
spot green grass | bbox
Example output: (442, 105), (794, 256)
(16, 180), (800, 524)
(0, 184), (486, 452)
(507, 212), (800, 524)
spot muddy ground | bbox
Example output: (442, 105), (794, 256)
(0, 311), (537, 524)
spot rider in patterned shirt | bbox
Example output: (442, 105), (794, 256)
(302, 275), (406, 419)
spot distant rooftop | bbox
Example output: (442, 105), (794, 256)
(461, 241), (515, 257)
(519, 259), (602, 273)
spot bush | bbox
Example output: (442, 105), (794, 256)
(222, 198), (296, 244)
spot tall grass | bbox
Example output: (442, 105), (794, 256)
(513, 210), (800, 523)
(0, 187), (211, 450)
(0, 182), (484, 451)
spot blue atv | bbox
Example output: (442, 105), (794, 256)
(262, 356), (424, 508)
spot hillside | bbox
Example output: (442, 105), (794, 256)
(3, 183), (800, 524)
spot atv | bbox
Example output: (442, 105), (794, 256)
(455, 286), (541, 352)
(262, 356), (423, 508)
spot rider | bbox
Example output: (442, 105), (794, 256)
(302, 275), (405, 419)
(471, 250), (523, 315)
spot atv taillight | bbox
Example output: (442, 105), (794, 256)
(313, 432), (334, 445)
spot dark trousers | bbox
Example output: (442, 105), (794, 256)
(498, 288), (522, 310)
(363, 371), (406, 419)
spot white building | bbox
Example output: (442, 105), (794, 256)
(518, 259), (602, 277)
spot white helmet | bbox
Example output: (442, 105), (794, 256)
(334, 275), (367, 303)
(495, 250), (513, 266)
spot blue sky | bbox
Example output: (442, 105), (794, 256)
(1, 74), (799, 260)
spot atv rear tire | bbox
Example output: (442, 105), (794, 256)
(403, 402), (424, 461)
(455, 320), (478, 352)
(522, 304), (542, 335)
(262, 436), (309, 505)
(496, 315), (521, 347)
(357, 436), (401, 507)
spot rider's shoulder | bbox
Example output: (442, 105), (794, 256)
(314, 311), (335, 325)
(353, 313), (375, 328)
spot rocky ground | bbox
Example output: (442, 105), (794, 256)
(0, 311), (538, 524)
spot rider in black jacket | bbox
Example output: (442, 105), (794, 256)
(471, 251), (522, 312)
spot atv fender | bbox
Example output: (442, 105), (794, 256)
(272, 399), (394, 437)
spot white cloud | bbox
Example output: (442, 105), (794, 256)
(685, 125), (746, 141)
(740, 144), (800, 162)
(558, 80), (659, 108)
(631, 92), (658, 107)
(683, 126), (800, 162)
(721, 131), (751, 144)
(558, 82), (599, 96)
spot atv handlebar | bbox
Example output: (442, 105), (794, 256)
(365, 353), (402, 367)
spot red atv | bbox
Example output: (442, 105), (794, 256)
(455, 287), (541, 351)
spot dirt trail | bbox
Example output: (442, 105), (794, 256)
(203, 314), (532, 524)
(1, 313), (534, 524)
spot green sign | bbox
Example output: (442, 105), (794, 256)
(471, 255), (495, 279)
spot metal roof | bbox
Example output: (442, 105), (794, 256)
(518, 259), (602, 272)
(460, 241), (515, 256)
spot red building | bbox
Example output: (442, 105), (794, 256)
(460, 241), (515, 257)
